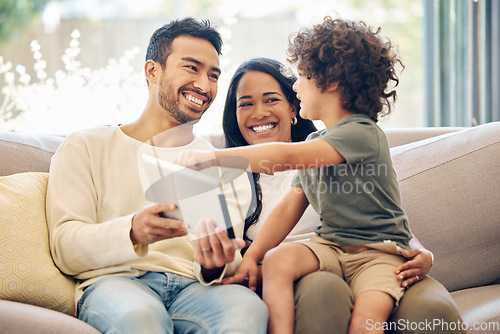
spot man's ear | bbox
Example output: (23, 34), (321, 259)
(145, 60), (159, 84)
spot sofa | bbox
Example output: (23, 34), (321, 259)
(1, 123), (499, 334)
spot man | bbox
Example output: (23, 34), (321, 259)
(46, 18), (268, 333)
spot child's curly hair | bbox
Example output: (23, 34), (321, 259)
(287, 17), (404, 122)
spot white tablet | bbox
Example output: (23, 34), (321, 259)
(141, 154), (236, 239)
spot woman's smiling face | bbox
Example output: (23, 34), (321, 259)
(236, 71), (296, 144)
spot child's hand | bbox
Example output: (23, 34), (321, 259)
(174, 149), (218, 170)
(223, 255), (260, 292)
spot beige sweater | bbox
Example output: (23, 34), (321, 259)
(46, 125), (250, 303)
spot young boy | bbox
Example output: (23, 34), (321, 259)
(177, 17), (414, 334)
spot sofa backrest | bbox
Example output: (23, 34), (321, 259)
(0, 132), (64, 176)
(390, 121), (500, 292)
(0, 128), (459, 177)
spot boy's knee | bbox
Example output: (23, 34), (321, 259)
(261, 246), (291, 275)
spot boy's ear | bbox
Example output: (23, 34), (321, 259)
(326, 81), (340, 93)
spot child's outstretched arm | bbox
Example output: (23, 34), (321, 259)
(175, 138), (345, 174)
(223, 186), (310, 291)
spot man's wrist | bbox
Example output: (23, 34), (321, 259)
(419, 248), (435, 265)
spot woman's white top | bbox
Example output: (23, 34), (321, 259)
(245, 170), (321, 243)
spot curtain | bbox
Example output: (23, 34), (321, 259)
(424, 0), (500, 126)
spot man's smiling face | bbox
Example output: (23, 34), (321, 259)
(157, 35), (221, 124)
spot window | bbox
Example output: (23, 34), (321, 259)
(0, 0), (429, 133)
(424, 0), (500, 126)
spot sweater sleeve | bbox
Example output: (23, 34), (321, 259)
(46, 134), (146, 276)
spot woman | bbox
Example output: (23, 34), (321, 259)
(223, 57), (317, 248)
(222, 58), (463, 334)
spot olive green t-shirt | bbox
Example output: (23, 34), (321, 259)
(291, 114), (412, 248)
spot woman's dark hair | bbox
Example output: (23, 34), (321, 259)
(146, 17), (223, 68)
(222, 58), (316, 246)
(287, 17), (404, 122)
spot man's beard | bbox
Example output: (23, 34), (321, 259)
(158, 80), (208, 124)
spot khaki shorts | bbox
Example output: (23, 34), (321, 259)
(299, 235), (406, 306)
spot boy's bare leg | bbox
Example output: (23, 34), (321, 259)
(261, 243), (319, 334)
(349, 290), (395, 334)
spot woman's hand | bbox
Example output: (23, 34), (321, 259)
(223, 254), (260, 292)
(395, 248), (433, 288)
(174, 150), (218, 171)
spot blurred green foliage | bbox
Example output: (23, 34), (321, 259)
(0, 0), (53, 44)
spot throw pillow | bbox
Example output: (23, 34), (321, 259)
(0, 172), (76, 315)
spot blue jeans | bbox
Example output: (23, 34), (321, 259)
(77, 272), (268, 334)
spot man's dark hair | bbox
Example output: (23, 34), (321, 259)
(146, 17), (223, 68)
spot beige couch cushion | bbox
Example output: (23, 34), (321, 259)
(0, 172), (76, 315)
(390, 122), (500, 292)
(0, 132), (63, 176)
(0, 300), (100, 334)
(451, 285), (500, 333)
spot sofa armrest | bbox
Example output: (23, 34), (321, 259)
(0, 132), (64, 176)
(0, 300), (99, 334)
